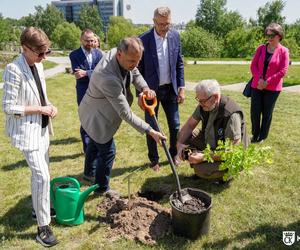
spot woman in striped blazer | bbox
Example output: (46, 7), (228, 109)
(2, 27), (58, 247)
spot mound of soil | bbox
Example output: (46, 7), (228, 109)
(97, 194), (172, 245)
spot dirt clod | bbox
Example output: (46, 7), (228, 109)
(97, 195), (172, 245)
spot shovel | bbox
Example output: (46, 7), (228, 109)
(141, 95), (192, 204)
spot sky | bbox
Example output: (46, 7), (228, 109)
(0, 0), (299, 24)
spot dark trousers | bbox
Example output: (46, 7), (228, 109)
(250, 88), (280, 141)
(145, 85), (180, 164)
(83, 137), (98, 177)
(77, 84), (99, 176)
(92, 138), (116, 192)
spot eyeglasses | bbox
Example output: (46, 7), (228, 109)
(83, 39), (95, 43)
(195, 95), (213, 105)
(26, 45), (51, 57)
(265, 33), (277, 39)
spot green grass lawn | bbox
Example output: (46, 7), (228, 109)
(185, 64), (300, 87)
(1, 73), (300, 249)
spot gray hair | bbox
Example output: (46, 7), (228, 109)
(117, 36), (144, 54)
(265, 23), (284, 41)
(195, 79), (221, 96)
(154, 7), (171, 19)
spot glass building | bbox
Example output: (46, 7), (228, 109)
(52, 0), (123, 28)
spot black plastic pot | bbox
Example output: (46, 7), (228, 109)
(169, 188), (212, 240)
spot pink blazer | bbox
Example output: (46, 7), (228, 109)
(250, 43), (289, 91)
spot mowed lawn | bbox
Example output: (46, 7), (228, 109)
(185, 63), (300, 87)
(0, 72), (300, 249)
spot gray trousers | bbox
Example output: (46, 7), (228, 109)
(22, 127), (50, 227)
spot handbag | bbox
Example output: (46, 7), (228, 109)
(243, 78), (253, 98)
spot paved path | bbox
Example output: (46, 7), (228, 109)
(186, 60), (300, 65)
(0, 57), (70, 89)
(186, 81), (300, 93)
(44, 56), (70, 78)
(1, 57), (299, 93)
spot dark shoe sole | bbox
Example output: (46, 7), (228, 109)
(36, 235), (58, 247)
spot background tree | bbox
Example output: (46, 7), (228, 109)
(107, 16), (136, 48)
(181, 25), (222, 58)
(0, 14), (12, 48)
(51, 22), (81, 50)
(223, 27), (263, 58)
(218, 11), (245, 37)
(195, 0), (227, 35)
(257, 0), (285, 29)
(76, 4), (103, 38)
(19, 4), (65, 38)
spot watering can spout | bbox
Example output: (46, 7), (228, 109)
(74, 184), (99, 219)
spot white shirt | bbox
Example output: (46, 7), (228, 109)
(81, 46), (92, 69)
(154, 29), (171, 86)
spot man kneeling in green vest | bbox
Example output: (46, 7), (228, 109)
(175, 79), (249, 181)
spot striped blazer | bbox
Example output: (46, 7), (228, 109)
(2, 54), (52, 151)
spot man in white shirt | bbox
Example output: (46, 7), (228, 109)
(138, 7), (185, 171)
(69, 29), (103, 180)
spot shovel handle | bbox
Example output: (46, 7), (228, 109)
(141, 95), (157, 117)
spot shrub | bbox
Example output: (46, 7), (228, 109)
(181, 26), (222, 58)
(51, 22), (81, 50)
(223, 26), (264, 58)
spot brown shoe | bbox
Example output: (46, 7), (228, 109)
(150, 162), (160, 172)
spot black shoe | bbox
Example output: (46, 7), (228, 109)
(94, 188), (120, 199)
(83, 174), (95, 182)
(36, 225), (58, 247)
(32, 208), (56, 221)
(251, 137), (258, 143)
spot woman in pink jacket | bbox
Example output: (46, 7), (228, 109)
(250, 23), (289, 143)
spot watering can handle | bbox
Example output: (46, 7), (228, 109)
(50, 177), (81, 202)
(141, 95), (157, 117)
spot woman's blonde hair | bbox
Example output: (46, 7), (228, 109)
(20, 27), (50, 52)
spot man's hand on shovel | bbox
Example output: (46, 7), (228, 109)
(148, 128), (167, 147)
(138, 87), (156, 110)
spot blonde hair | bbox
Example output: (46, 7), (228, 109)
(20, 27), (50, 52)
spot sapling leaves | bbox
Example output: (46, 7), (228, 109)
(203, 139), (272, 181)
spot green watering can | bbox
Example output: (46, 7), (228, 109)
(50, 177), (98, 226)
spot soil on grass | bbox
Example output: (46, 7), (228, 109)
(97, 194), (172, 245)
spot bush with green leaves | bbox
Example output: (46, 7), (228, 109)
(223, 26), (264, 58)
(282, 37), (300, 58)
(203, 139), (273, 181)
(51, 22), (81, 50)
(181, 26), (223, 58)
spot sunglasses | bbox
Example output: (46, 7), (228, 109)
(265, 33), (277, 39)
(27, 46), (51, 57)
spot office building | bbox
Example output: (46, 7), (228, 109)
(52, 0), (123, 27)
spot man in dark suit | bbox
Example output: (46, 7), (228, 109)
(69, 29), (103, 180)
(138, 7), (185, 171)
